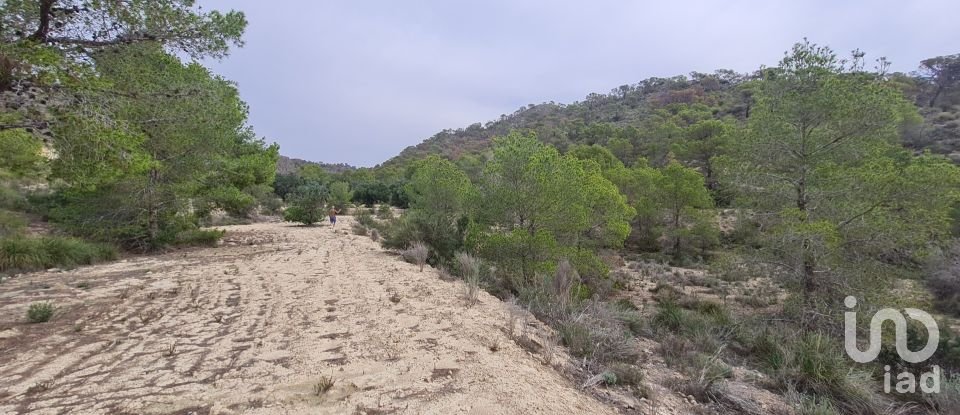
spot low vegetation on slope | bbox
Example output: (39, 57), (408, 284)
(342, 41), (960, 415)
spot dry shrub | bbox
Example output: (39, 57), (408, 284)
(559, 301), (639, 367)
(927, 242), (960, 315)
(551, 259), (579, 309)
(313, 375), (336, 395)
(351, 222), (368, 236)
(402, 242), (429, 272)
(455, 252), (482, 305)
(505, 298), (526, 338)
(925, 374), (960, 414)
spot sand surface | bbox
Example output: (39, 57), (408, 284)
(0, 219), (620, 414)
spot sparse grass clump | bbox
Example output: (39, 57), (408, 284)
(27, 302), (54, 323)
(376, 204), (393, 220)
(402, 241), (429, 272)
(313, 375), (336, 395)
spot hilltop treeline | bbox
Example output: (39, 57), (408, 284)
(0, 1), (277, 269)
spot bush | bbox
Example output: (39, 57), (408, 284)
(355, 210), (376, 228)
(27, 302), (54, 323)
(0, 209), (26, 237)
(380, 215), (420, 250)
(351, 222), (368, 236)
(174, 229), (224, 247)
(558, 301), (639, 367)
(608, 362), (645, 386)
(0, 237), (48, 271)
(0, 236), (117, 273)
(928, 241), (960, 315)
(403, 242), (429, 272)
(283, 183), (329, 226)
(745, 329), (878, 413)
(376, 204), (393, 220)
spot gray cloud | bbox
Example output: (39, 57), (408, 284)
(200, 0), (960, 166)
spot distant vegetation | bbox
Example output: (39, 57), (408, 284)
(276, 155), (355, 176)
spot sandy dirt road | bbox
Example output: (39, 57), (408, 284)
(0, 219), (618, 414)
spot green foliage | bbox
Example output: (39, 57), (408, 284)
(283, 183), (329, 226)
(273, 174), (306, 201)
(0, 209), (27, 238)
(398, 155), (477, 260)
(174, 229), (225, 247)
(352, 181), (391, 206)
(0, 2), (271, 251)
(0, 236), (117, 273)
(476, 133), (633, 284)
(27, 302), (54, 323)
(656, 160), (717, 258)
(719, 40), (960, 309)
(0, 129), (46, 179)
(327, 181), (352, 211)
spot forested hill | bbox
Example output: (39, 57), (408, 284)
(276, 155), (355, 175)
(383, 56), (960, 168)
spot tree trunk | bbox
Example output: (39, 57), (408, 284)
(146, 168), (161, 246)
(29, 0), (57, 42)
(796, 170), (816, 307)
(929, 84), (944, 108)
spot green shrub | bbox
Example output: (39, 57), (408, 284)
(283, 183), (329, 226)
(748, 330), (878, 413)
(174, 229), (224, 247)
(27, 302), (54, 323)
(0, 209), (26, 237)
(355, 210), (376, 228)
(608, 362), (645, 386)
(0, 237), (49, 271)
(380, 215), (420, 250)
(0, 236), (117, 273)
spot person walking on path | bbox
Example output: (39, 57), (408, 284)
(328, 207), (341, 229)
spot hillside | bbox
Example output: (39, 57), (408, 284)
(277, 155), (356, 176)
(383, 59), (960, 167)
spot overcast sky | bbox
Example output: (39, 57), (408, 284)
(199, 0), (960, 167)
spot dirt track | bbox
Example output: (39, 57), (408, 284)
(0, 220), (618, 414)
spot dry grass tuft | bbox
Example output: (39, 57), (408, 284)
(314, 375), (336, 395)
(402, 242), (429, 272)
